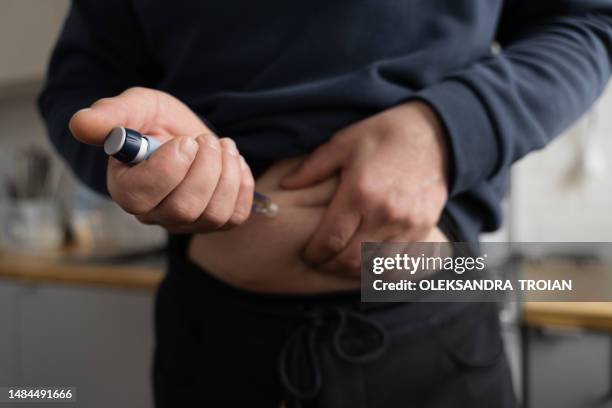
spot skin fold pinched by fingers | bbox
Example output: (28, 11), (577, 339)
(188, 157), (448, 293)
(188, 158), (359, 293)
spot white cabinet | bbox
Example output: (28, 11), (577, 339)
(0, 280), (155, 408)
(0, 281), (21, 385)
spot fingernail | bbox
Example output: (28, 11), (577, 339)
(226, 139), (239, 156)
(68, 108), (92, 136)
(206, 138), (220, 151)
(69, 108), (90, 124)
(239, 155), (248, 170)
(74, 107), (91, 115)
(179, 137), (198, 157)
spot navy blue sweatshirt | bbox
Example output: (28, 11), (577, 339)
(39, 0), (612, 243)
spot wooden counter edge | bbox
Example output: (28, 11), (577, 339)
(0, 256), (164, 291)
(523, 302), (612, 332)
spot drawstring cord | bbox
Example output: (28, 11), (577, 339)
(278, 307), (388, 403)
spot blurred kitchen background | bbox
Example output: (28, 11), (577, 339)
(0, 1), (611, 407)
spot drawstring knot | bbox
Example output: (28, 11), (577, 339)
(278, 307), (388, 402)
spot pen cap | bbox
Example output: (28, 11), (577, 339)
(104, 126), (149, 164)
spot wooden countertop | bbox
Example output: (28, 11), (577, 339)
(523, 302), (612, 332)
(522, 261), (612, 331)
(0, 247), (164, 291)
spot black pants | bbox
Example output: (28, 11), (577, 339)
(153, 257), (516, 408)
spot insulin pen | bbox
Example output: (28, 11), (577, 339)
(103, 126), (278, 217)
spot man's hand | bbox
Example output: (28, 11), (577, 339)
(69, 87), (254, 233)
(281, 102), (450, 274)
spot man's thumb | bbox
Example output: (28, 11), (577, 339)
(281, 141), (343, 189)
(69, 102), (128, 146)
(69, 88), (160, 145)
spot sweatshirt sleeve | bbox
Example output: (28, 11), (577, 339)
(38, 0), (159, 196)
(416, 0), (612, 196)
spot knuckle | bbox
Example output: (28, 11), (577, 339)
(408, 213), (432, 231)
(228, 210), (249, 227)
(219, 137), (237, 152)
(301, 154), (317, 169)
(393, 207), (416, 227)
(323, 234), (347, 254)
(242, 174), (255, 190)
(201, 134), (221, 152)
(166, 199), (201, 224)
(112, 190), (151, 215)
(202, 207), (232, 229)
(125, 86), (149, 96)
(108, 175), (154, 215)
(329, 127), (350, 144)
(328, 132), (343, 145)
(379, 200), (401, 220)
(92, 97), (114, 109)
(354, 177), (379, 203)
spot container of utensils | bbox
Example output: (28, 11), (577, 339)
(0, 146), (63, 252)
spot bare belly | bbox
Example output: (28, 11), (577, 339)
(188, 158), (359, 294)
(188, 157), (449, 294)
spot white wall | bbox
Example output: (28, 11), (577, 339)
(0, 0), (70, 169)
(0, 0), (69, 85)
(510, 84), (612, 242)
